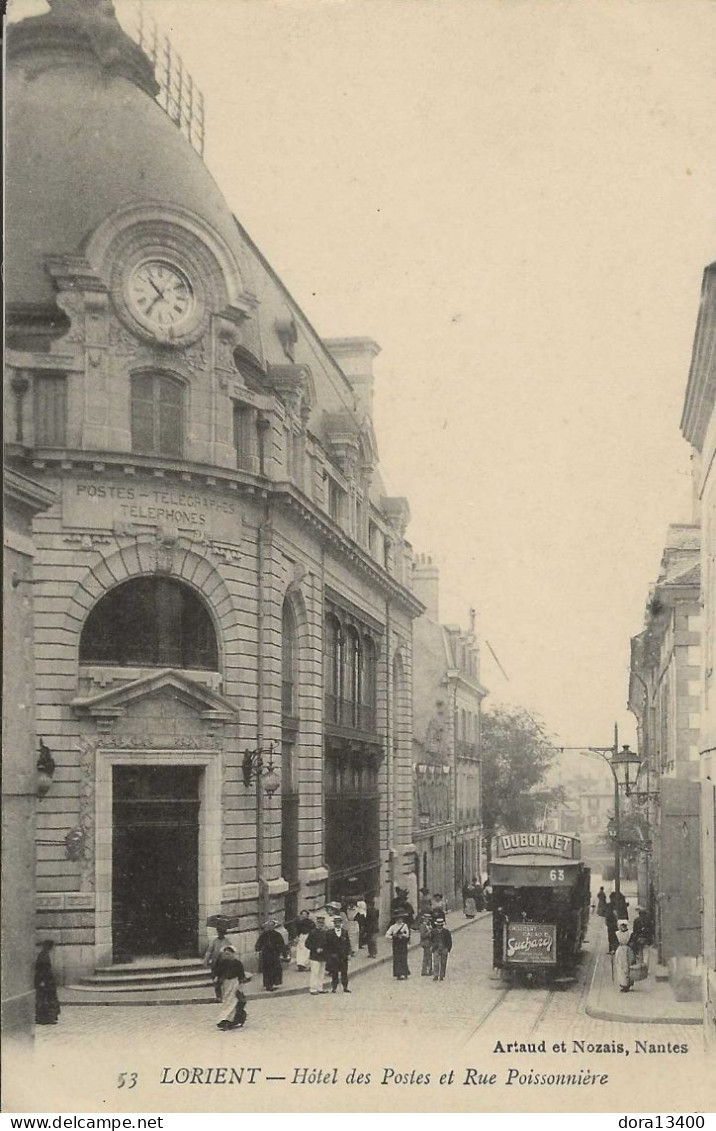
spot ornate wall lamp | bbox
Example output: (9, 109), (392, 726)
(242, 744), (281, 924)
(36, 739), (56, 799)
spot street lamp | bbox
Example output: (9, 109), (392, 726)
(560, 725), (642, 897)
(586, 735), (640, 897)
(242, 744), (281, 923)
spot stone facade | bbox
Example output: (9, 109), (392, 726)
(628, 526), (702, 997)
(4, 1), (420, 982)
(2, 471), (56, 1040)
(680, 261), (716, 1045)
(411, 556), (487, 906)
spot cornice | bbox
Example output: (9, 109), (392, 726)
(4, 447), (424, 616)
(3, 467), (57, 515)
(272, 484), (425, 618)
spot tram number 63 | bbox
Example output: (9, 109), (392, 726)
(549, 868), (565, 882)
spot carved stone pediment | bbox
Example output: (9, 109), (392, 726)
(70, 668), (239, 730)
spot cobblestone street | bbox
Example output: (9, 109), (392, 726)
(6, 917), (707, 1115)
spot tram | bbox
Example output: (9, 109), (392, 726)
(488, 831), (591, 985)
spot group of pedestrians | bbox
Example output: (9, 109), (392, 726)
(386, 886), (456, 982)
(595, 884), (653, 994)
(292, 895), (380, 995)
(204, 882), (474, 1027)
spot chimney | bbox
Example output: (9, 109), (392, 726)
(412, 553), (440, 622)
(323, 337), (380, 419)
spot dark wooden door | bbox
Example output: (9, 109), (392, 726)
(112, 766), (201, 961)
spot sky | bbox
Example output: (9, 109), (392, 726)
(9, 0), (716, 759)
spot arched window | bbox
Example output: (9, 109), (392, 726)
(325, 615), (343, 724)
(80, 577), (218, 669)
(344, 627), (361, 726)
(131, 372), (183, 458)
(282, 600), (299, 720)
(361, 634), (377, 732)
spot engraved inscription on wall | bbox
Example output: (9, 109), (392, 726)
(63, 479), (243, 544)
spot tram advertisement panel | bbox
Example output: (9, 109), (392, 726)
(504, 921), (557, 965)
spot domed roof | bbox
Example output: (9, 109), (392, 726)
(7, 3), (244, 309)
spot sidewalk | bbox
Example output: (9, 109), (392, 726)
(584, 922), (702, 1026)
(60, 907), (489, 1007)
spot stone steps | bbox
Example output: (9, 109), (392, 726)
(63, 957), (215, 1003)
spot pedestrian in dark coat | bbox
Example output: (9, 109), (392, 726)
(616, 891), (629, 920)
(364, 899), (380, 958)
(605, 894), (619, 954)
(628, 907), (652, 962)
(596, 887), (607, 917)
(430, 917), (453, 981)
(385, 912), (411, 979)
(255, 920), (287, 991)
(215, 944), (249, 1029)
(35, 941), (60, 1025)
(324, 917), (352, 992)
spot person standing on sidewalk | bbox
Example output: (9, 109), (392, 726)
(364, 897), (380, 958)
(294, 909), (314, 972)
(215, 943), (249, 1030)
(204, 919), (231, 1001)
(605, 893), (619, 954)
(34, 941), (60, 1025)
(386, 911), (411, 979)
(628, 906), (653, 965)
(430, 916), (453, 981)
(255, 920), (287, 992)
(306, 912), (329, 995)
(324, 916), (352, 993)
(613, 920), (635, 992)
(418, 912), (434, 976)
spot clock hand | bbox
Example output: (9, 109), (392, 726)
(147, 278), (166, 300)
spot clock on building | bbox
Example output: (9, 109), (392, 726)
(126, 259), (196, 335)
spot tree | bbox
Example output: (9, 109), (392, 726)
(481, 703), (564, 855)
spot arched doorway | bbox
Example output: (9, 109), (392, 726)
(80, 578), (220, 960)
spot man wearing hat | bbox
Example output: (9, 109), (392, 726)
(306, 912), (330, 995)
(324, 916), (352, 993)
(430, 915), (453, 981)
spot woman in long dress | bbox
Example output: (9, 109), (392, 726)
(345, 903), (361, 955)
(35, 940), (60, 1025)
(294, 910), (313, 971)
(613, 921), (635, 993)
(385, 912), (411, 979)
(215, 944), (248, 1030)
(255, 920), (287, 991)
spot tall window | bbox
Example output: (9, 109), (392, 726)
(325, 615), (343, 723)
(344, 628), (361, 726)
(328, 478), (346, 524)
(80, 577), (218, 669)
(282, 600), (298, 720)
(131, 373), (183, 458)
(34, 373), (67, 447)
(233, 403), (254, 471)
(361, 635), (377, 732)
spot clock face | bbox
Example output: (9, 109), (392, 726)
(127, 260), (195, 333)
